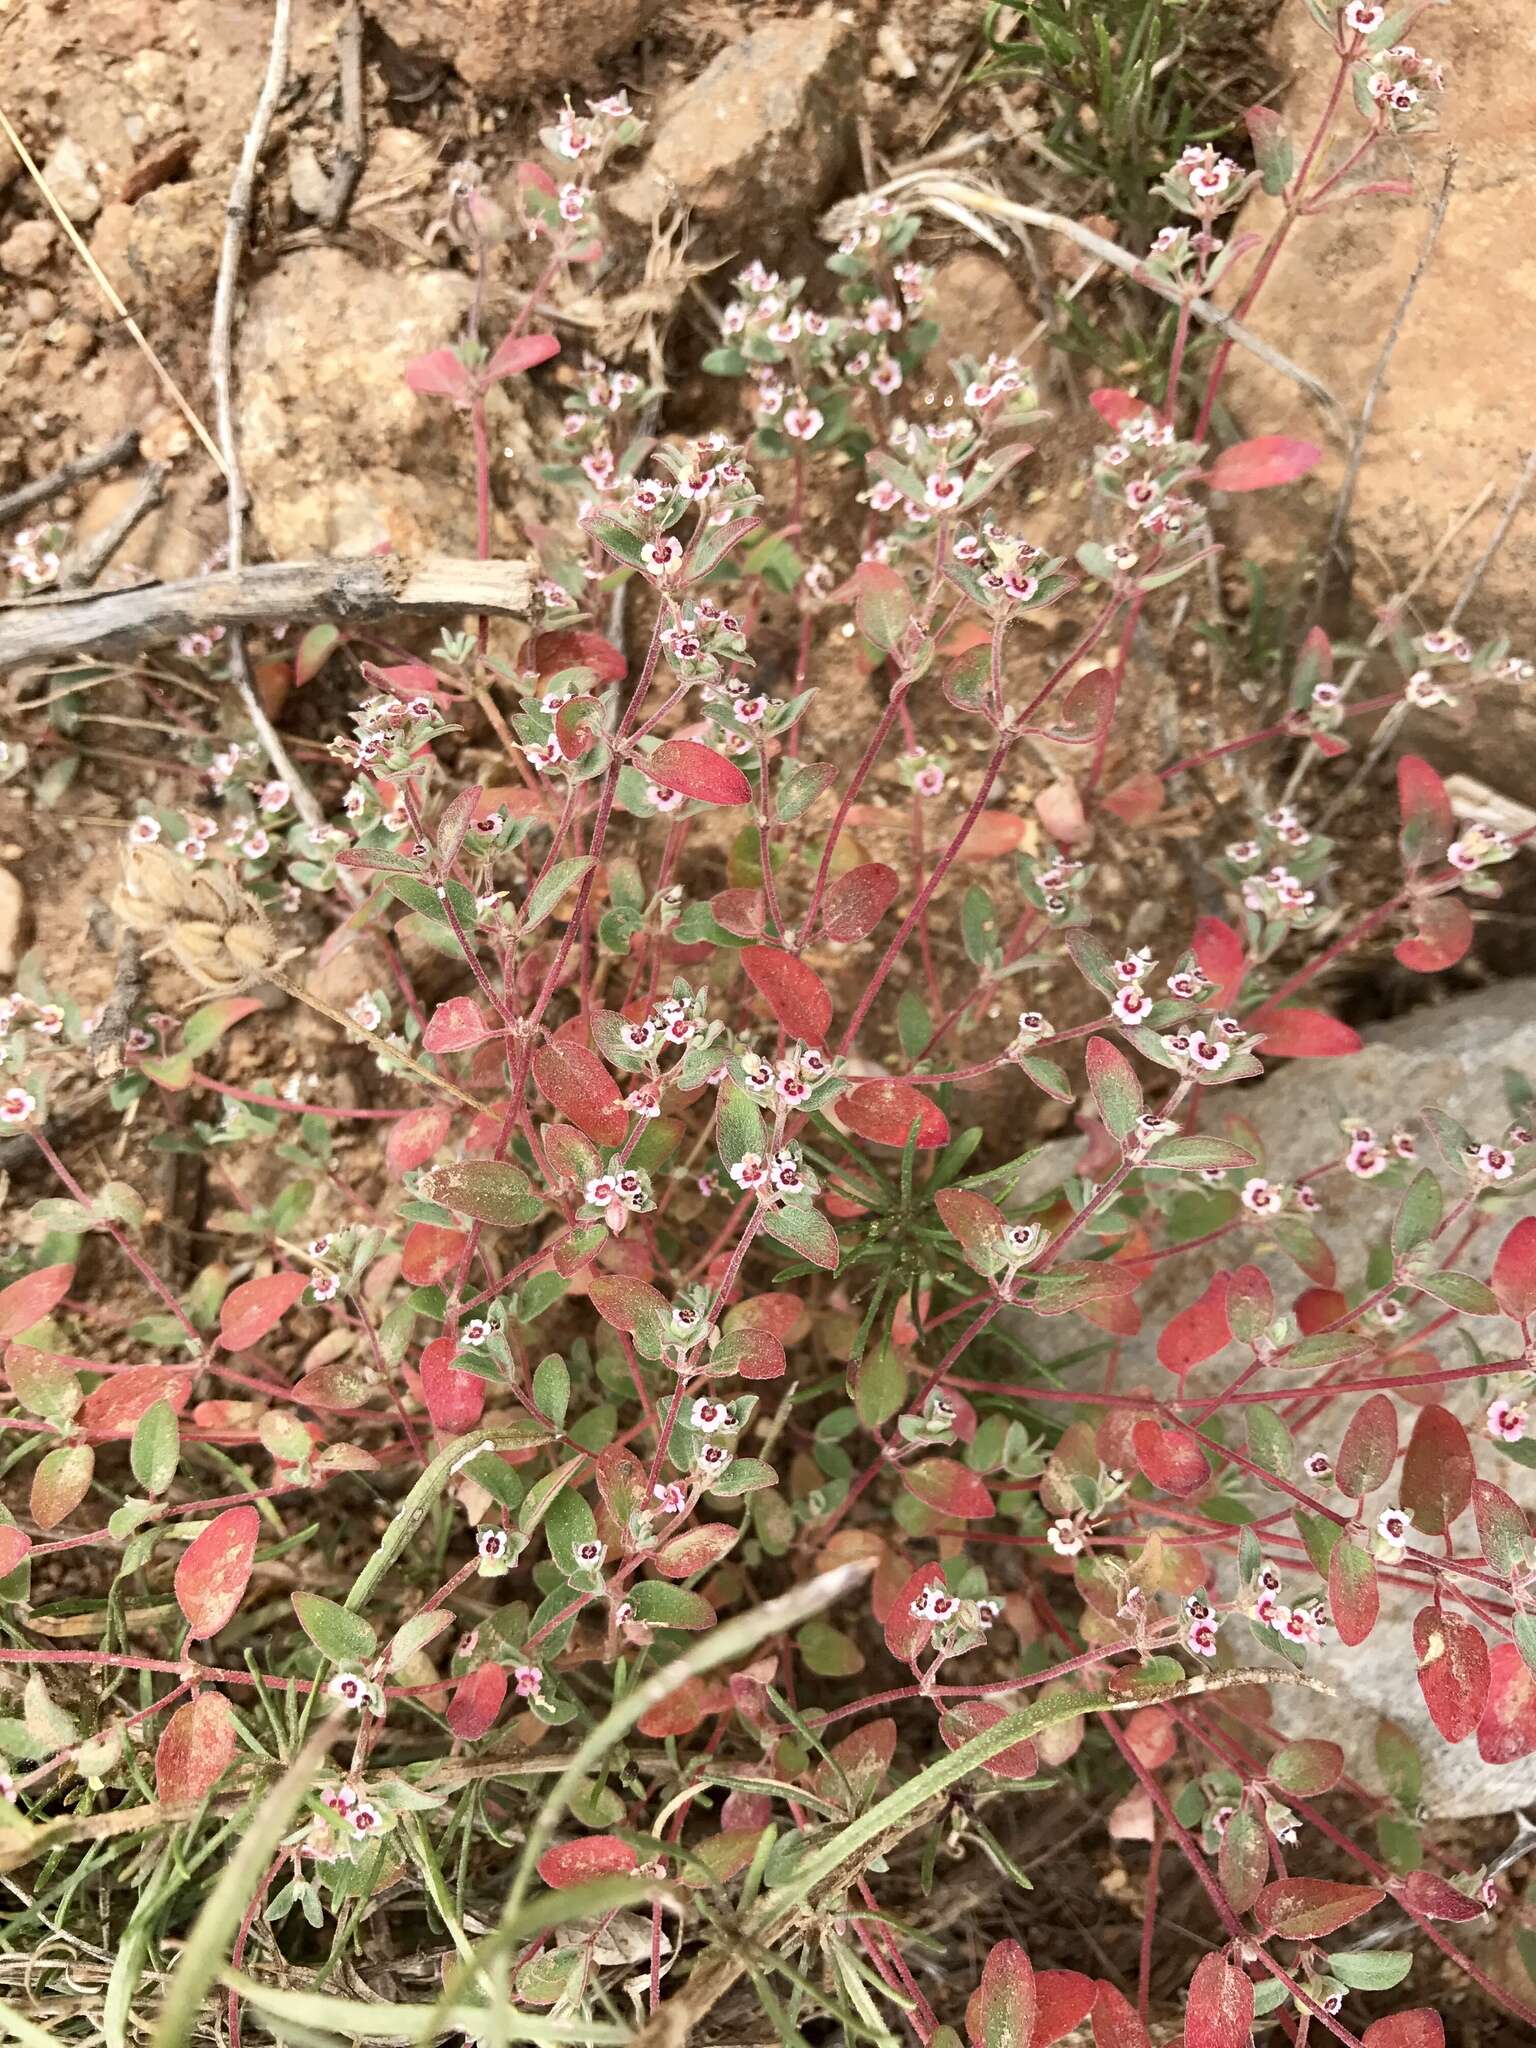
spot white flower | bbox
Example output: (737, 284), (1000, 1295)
(690, 1397), (733, 1434)
(1186, 1616), (1219, 1658)
(1487, 1396), (1528, 1444)
(1474, 1143), (1515, 1182)
(326, 1671), (379, 1714)
(0, 1087), (37, 1126)
(350, 995), (383, 1033)
(1047, 1517), (1084, 1557)
(128, 815), (161, 846)
(910, 1584), (958, 1622)
(729, 1152), (768, 1191)
(1240, 1177), (1284, 1216)
(782, 401), (824, 442)
(1111, 984), (1152, 1027)
(573, 1539), (607, 1571)
(1375, 1505), (1413, 1560)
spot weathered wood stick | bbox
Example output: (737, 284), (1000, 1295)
(0, 553), (537, 669)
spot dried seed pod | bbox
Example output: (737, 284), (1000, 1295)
(112, 839), (292, 993)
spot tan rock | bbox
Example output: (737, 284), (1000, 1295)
(1223, 3), (1536, 778)
(612, 15), (860, 237)
(0, 219), (57, 279)
(369, 0), (662, 90)
(88, 175), (224, 314)
(39, 136), (101, 225)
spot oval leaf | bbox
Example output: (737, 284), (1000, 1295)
(740, 948), (832, 1045)
(840, 1079), (949, 1149)
(821, 863), (901, 943)
(537, 1835), (638, 1889)
(218, 1271), (309, 1352)
(155, 1691), (238, 1805)
(175, 1505), (260, 1641)
(647, 738), (751, 807)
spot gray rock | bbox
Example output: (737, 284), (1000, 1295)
(612, 16), (859, 238)
(39, 138), (100, 225)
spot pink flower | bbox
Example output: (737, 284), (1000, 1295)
(1487, 1396), (1528, 1444)
(783, 401), (824, 442)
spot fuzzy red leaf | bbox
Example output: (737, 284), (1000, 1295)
(446, 1660), (507, 1740)
(653, 1523), (741, 1579)
(1185, 1954), (1254, 2048)
(533, 1038), (628, 1147)
(740, 947), (833, 1045)
(1493, 1216), (1536, 1321)
(1396, 754), (1453, 866)
(886, 1562), (947, 1660)
(1363, 2015), (1444, 2048)
(527, 628), (627, 682)
(903, 1457), (994, 1520)
(940, 1699), (1040, 1781)
(536, 1835), (638, 1889)
(647, 738), (751, 807)
(485, 329), (559, 381)
(1477, 1641), (1536, 1763)
(1400, 1404), (1472, 1535)
(423, 996), (494, 1054)
(1248, 1005), (1361, 1058)
(1255, 1876), (1384, 1939)
(0, 1527), (32, 1576)
(403, 347), (471, 401)
(0, 1263), (74, 1339)
(966, 1938), (1036, 2048)
(1101, 772), (1165, 828)
(1088, 389), (1144, 430)
(1155, 1272), (1231, 1374)
(156, 1691), (237, 1805)
(218, 1271), (309, 1352)
(1336, 1393), (1398, 1498)
(175, 1505), (260, 1641)
(386, 1105), (453, 1176)
(1032, 1972), (1098, 2046)
(419, 1335), (486, 1434)
(1206, 434), (1321, 492)
(841, 1079), (949, 1150)
(1131, 1419), (1210, 1497)
(1090, 1982), (1152, 2048)
(400, 1223), (469, 1288)
(821, 862), (901, 942)
(1412, 1606), (1490, 1742)
(1394, 894), (1472, 972)
(79, 1365), (191, 1437)
(1191, 917), (1245, 1005)
(1393, 1870), (1487, 1922)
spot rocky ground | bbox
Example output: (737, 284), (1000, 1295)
(3, 0), (1536, 2028)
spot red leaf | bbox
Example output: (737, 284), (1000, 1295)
(1100, 772), (1165, 828)
(1156, 1272), (1231, 1373)
(1207, 434), (1321, 492)
(841, 1079), (949, 1149)
(1091, 1982), (1152, 2048)
(218, 1272), (309, 1352)
(445, 1660), (507, 1739)
(403, 347), (471, 401)
(31, 1445), (93, 1528)
(175, 1505), (260, 1641)
(1394, 894), (1472, 973)
(1255, 1876), (1384, 1939)
(886, 1562), (947, 1660)
(637, 1674), (715, 1738)
(1477, 1641), (1536, 1763)
(0, 1527), (32, 1576)
(401, 1223), (468, 1287)
(1493, 1216), (1536, 1320)
(647, 738), (751, 807)
(386, 1105), (453, 1175)
(740, 948), (833, 1045)
(1248, 1006), (1361, 1058)
(1363, 2015), (1445, 2048)
(653, 1523), (740, 1578)
(420, 1335), (486, 1434)
(1400, 1404), (1472, 1535)
(1089, 389), (1145, 430)
(1393, 1870), (1486, 1922)
(940, 1698), (1039, 1782)
(821, 863), (901, 943)
(485, 329), (559, 381)
(1336, 1392), (1398, 1497)
(1191, 917), (1245, 1006)
(1397, 754), (1453, 865)
(527, 628), (627, 683)
(1412, 1606), (1490, 1742)
(966, 1938), (1036, 2048)
(536, 1835), (638, 1889)
(1032, 1972), (1098, 2046)
(423, 997), (493, 1054)
(0, 1263), (74, 1339)
(1132, 1419), (1210, 1497)
(1185, 1953), (1253, 2048)
(533, 1038), (627, 1147)
(79, 1365), (191, 1437)
(955, 810), (1030, 862)
(903, 1457), (994, 1520)
(1329, 1540), (1380, 1647)
(156, 1691), (237, 1804)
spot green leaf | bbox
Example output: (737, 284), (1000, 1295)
(1419, 1269), (1501, 1315)
(1326, 1949), (1413, 1991)
(130, 1399), (180, 1497)
(761, 1202), (840, 1271)
(545, 1486), (598, 1575)
(716, 1080), (766, 1167)
(1514, 1612), (1536, 1679)
(1085, 1035), (1141, 1143)
(628, 1582), (715, 1630)
(776, 758), (836, 823)
(1144, 1136), (1257, 1170)
(796, 1620), (864, 1676)
(1392, 1169), (1443, 1260)
(292, 1592), (378, 1667)
(1246, 1404), (1295, 1481)
(524, 857), (595, 933)
(419, 1160), (544, 1229)
(533, 1355), (570, 1431)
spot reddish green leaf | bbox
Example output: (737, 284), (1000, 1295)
(966, 1938), (1036, 2048)
(30, 1444), (93, 1530)
(1155, 1273), (1230, 1374)
(1085, 1035), (1142, 1142)
(1412, 1606), (1490, 1742)
(1336, 1394), (1398, 1498)
(647, 739), (751, 807)
(1131, 1419), (1209, 1497)
(821, 863), (900, 942)
(0, 1527), (33, 1576)
(1395, 894), (1472, 973)
(1329, 1539), (1379, 1647)
(902, 1458), (995, 1521)
(1218, 1808), (1268, 1915)
(533, 1038), (628, 1147)
(885, 1562), (946, 1661)
(294, 621), (341, 687)
(1397, 755), (1452, 868)
(1269, 1738), (1344, 1796)
(1255, 1876), (1384, 1939)
(79, 1365), (191, 1437)
(1248, 1006), (1361, 1058)
(1471, 1477), (1529, 1577)
(1492, 1216), (1536, 1320)
(740, 947), (833, 1045)
(1400, 1404), (1472, 1535)
(851, 559), (913, 655)
(446, 1661), (507, 1740)
(1476, 1641), (1536, 1763)
(156, 1691), (237, 1805)
(840, 1079), (949, 1149)
(653, 1523), (741, 1579)
(0, 1263), (74, 1339)
(175, 1505), (260, 1641)
(761, 1201), (841, 1270)
(1185, 1953), (1253, 2048)
(536, 1835), (638, 1889)
(940, 1699), (1040, 1781)
(1206, 435), (1321, 492)
(400, 1222), (471, 1286)
(420, 1335), (486, 1434)
(218, 1271), (309, 1352)
(420, 1162), (542, 1230)
(527, 628), (627, 682)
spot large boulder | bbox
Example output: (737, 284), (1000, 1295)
(1222, 1), (1536, 786)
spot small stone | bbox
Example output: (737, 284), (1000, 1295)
(367, 0), (661, 89)
(612, 15), (859, 239)
(0, 867), (23, 977)
(287, 143), (330, 219)
(88, 176), (223, 314)
(24, 288), (58, 323)
(39, 137), (101, 225)
(0, 220), (57, 279)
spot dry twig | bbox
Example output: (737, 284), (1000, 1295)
(0, 428), (141, 528)
(60, 463), (168, 590)
(317, 1), (368, 232)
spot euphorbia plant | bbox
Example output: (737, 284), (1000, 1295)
(3, 9), (1535, 2045)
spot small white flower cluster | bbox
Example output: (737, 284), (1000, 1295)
(739, 1041), (832, 1107)
(621, 991), (706, 1059)
(727, 1147), (805, 1198)
(1447, 824), (1515, 875)
(330, 690), (448, 778)
(542, 91), (638, 168)
(1160, 1016), (1255, 1079)
(1248, 1561), (1329, 1645)
(1363, 42), (1446, 119)
(582, 1165), (654, 1232)
(320, 1780), (385, 1842)
(1160, 144), (1253, 219)
(950, 523), (1048, 610)
(4, 524), (63, 588)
